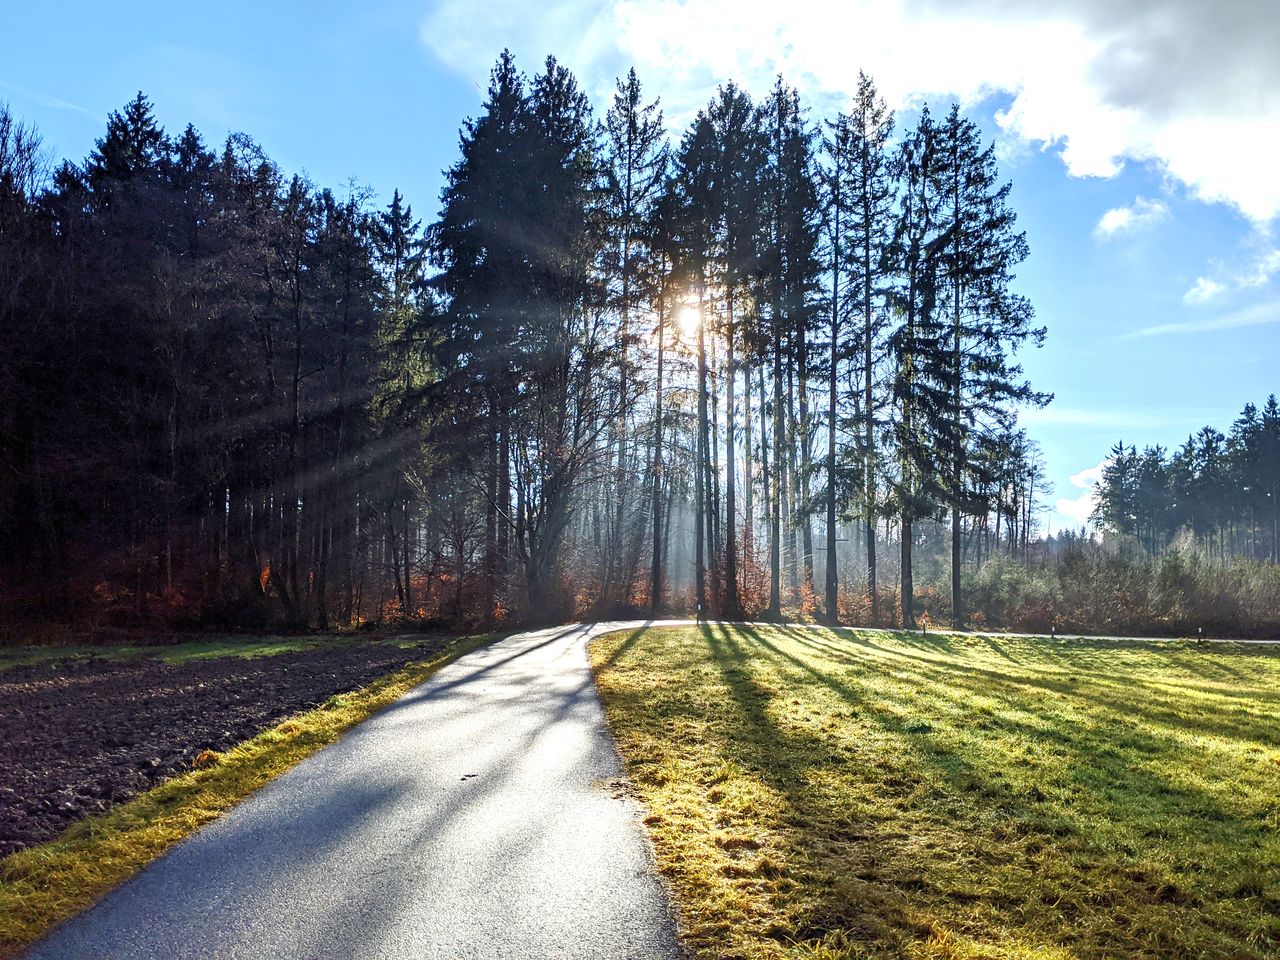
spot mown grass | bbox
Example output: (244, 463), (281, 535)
(0, 631), (410, 672)
(591, 624), (1280, 959)
(0, 632), (495, 959)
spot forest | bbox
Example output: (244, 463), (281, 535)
(1093, 398), (1280, 560)
(0, 52), (1276, 636)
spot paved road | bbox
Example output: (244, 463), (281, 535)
(26, 622), (683, 960)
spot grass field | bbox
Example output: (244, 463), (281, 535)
(0, 631), (435, 672)
(591, 624), (1280, 959)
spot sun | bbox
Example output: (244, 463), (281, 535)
(678, 305), (700, 340)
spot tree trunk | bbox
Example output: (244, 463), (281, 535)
(744, 362), (755, 570)
(708, 333), (721, 609)
(797, 317), (814, 600)
(951, 506), (961, 628)
(826, 166), (840, 624)
(785, 353), (800, 600)
(769, 327), (783, 618)
(901, 516), (915, 629)
(863, 188), (879, 625)
(650, 302), (666, 612)
(484, 405), (498, 621)
(695, 289), (708, 616)
(498, 411), (510, 607)
(758, 364), (773, 614)
(724, 288), (741, 617)
(950, 157), (964, 629)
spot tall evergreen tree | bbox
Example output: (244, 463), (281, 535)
(760, 80), (822, 616)
(705, 83), (765, 617)
(886, 107), (950, 629)
(672, 111), (718, 614)
(601, 68), (668, 604)
(826, 72), (895, 623)
(430, 51), (533, 617)
(933, 104), (1048, 626)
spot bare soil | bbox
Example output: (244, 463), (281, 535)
(0, 639), (451, 857)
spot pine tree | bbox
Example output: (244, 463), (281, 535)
(648, 186), (681, 611)
(933, 104), (1048, 626)
(826, 72), (895, 623)
(1262, 396), (1280, 560)
(84, 92), (169, 202)
(602, 68), (668, 605)
(706, 83), (766, 617)
(510, 55), (607, 612)
(430, 51), (534, 617)
(821, 112), (846, 624)
(672, 111), (718, 615)
(886, 107), (951, 629)
(760, 81), (822, 617)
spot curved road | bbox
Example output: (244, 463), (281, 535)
(26, 621), (684, 960)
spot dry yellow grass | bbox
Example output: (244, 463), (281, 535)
(0, 632), (494, 959)
(591, 624), (1280, 959)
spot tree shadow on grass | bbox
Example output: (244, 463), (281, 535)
(776, 628), (1278, 838)
(595, 622), (656, 669)
(751, 623), (1272, 850)
(689, 623), (910, 949)
(677, 623), (1273, 958)
(846, 625), (1274, 686)
(781, 627), (1280, 747)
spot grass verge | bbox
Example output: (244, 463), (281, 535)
(0, 631), (495, 958)
(591, 623), (1280, 959)
(0, 632), (418, 672)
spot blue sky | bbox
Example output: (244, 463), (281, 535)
(4, 0), (1278, 532)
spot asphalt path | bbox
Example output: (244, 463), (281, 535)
(25, 621), (685, 960)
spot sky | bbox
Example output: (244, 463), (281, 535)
(4, 0), (1278, 533)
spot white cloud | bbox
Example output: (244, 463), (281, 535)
(1183, 277), (1226, 304)
(1125, 298), (1280, 338)
(1240, 249), (1280, 288)
(1183, 247), (1280, 303)
(420, 0), (1280, 222)
(1019, 407), (1194, 429)
(1054, 457), (1107, 526)
(1094, 196), (1169, 238)
(0, 80), (92, 115)
(1055, 494), (1097, 525)
(1069, 460), (1107, 490)
(1182, 248), (1274, 304)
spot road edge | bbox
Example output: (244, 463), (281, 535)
(588, 623), (696, 960)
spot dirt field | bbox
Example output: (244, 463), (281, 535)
(0, 639), (452, 856)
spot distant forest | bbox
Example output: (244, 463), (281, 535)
(1093, 398), (1280, 560)
(0, 53), (1275, 635)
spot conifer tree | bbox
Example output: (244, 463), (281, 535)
(933, 104), (1048, 625)
(706, 83), (765, 617)
(826, 72), (895, 623)
(760, 80), (822, 616)
(886, 107), (950, 629)
(602, 68), (668, 604)
(672, 111), (718, 614)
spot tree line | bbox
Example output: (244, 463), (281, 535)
(1092, 396), (1280, 560)
(0, 53), (1051, 630)
(0, 95), (425, 626)
(424, 54), (1048, 627)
